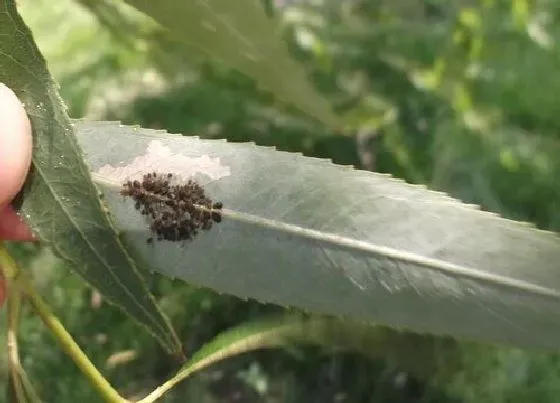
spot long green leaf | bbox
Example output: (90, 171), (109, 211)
(124, 0), (337, 127)
(78, 121), (560, 351)
(139, 315), (416, 402)
(0, 0), (181, 355)
(141, 315), (464, 402)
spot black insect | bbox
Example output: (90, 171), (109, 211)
(120, 172), (224, 244)
(211, 211), (222, 223)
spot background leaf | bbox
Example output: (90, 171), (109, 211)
(77, 120), (560, 352)
(123, 0), (337, 127)
(141, 314), (458, 402)
(0, 0), (180, 355)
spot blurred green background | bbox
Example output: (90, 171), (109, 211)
(3, 0), (560, 401)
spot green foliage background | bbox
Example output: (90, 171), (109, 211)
(3, 0), (560, 401)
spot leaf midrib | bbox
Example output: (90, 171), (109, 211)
(93, 170), (560, 302)
(221, 209), (560, 300)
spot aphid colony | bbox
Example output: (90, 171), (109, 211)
(120, 172), (223, 243)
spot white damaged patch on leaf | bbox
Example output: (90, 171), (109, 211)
(95, 140), (231, 182)
(79, 121), (560, 352)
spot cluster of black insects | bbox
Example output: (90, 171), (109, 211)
(120, 172), (223, 244)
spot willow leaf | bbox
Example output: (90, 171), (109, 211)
(77, 120), (560, 351)
(0, 0), (180, 355)
(124, 0), (336, 127)
(140, 315), (381, 402)
(142, 315), (463, 402)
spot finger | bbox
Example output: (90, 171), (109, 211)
(0, 83), (33, 208)
(0, 205), (35, 241)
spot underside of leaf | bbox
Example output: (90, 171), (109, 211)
(77, 120), (560, 352)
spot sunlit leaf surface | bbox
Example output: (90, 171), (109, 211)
(77, 120), (560, 351)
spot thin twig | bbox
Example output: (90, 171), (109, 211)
(6, 282), (27, 402)
(0, 243), (127, 403)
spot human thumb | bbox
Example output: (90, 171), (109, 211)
(0, 83), (32, 208)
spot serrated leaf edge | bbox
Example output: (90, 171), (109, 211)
(78, 120), (560, 239)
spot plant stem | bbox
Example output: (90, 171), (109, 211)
(6, 281), (27, 402)
(6, 281), (42, 403)
(0, 243), (127, 403)
(136, 367), (191, 403)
